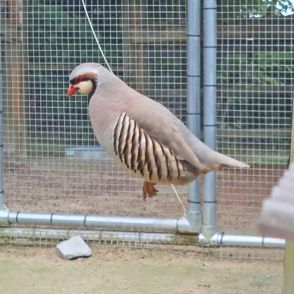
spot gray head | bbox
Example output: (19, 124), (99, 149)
(67, 63), (112, 97)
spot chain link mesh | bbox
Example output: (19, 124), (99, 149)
(1, 0), (292, 259)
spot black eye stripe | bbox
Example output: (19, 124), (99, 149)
(70, 76), (91, 85)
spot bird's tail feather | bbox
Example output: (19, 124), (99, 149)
(210, 150), (250, 170)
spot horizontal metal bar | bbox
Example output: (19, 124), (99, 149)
(187, 34), (201, 37)
(203, 7), (217, 10)
(203, 124), (217, 127)
(203, 84), (217, 87)
(0, 210), (285, 248)
(0, 210), (197, 234)
(187, 114), (201, 117)
(199, 233), (285, 248)
(1, 211), (284, 248)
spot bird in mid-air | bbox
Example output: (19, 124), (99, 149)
(67, 63), (249, 200)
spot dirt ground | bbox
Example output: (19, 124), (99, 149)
(1, 158), (284, 293)
(4, 158), (284, 235)
(0, 246), (283, 294)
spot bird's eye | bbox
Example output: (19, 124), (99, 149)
(70, 75), (85, 85)
(75, 76), (84, 83)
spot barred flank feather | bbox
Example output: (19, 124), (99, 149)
(113, 113), (185, 183)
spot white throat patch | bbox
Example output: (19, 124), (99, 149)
(77, 80), (93, 95)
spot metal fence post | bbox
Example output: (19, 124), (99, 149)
(186, 0), (201, 231)
(202, 0), (217, 238)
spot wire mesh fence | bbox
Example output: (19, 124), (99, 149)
(0, 0), (292, 258)
(216, 0), (293, 235)
(1, 0), (187, 218)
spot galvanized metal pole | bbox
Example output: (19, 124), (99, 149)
(199, 233), (285, 248)
(0, 39), (5, 210)
(0, 210), (196, 234)
(202, 0), (217, 238)
(186, 0), (201, 231)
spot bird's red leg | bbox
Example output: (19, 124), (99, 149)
(143, 182), (158, 200)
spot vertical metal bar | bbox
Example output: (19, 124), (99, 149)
(186, 0), (201, 231)
(202, 0), (217, 238)
(0, 38), (5, 210)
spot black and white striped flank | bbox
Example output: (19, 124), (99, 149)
(113, 113), (185, 183)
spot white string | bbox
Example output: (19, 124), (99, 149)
(82, 0), (185, 215)
(81, 0), (113, 73)
(171, 184), (186, 215)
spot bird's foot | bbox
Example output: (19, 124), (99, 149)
(143, 182), (158, 200)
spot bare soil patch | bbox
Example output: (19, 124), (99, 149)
(4, 158), (283, 235)
(0, 246), (283, 294)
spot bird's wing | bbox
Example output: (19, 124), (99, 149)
(112, 111), (206, 184)
(125, 93), (249, 171)
(123, 98), (207, 175)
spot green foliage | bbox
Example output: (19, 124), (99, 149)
(219, 51), (293, 85)
(25, 68), (95, 150)
(217, 50), (293, 128)
(22, 1), (293, 158)
(217, 1), (293, 131)
(25, 4), (99, 64)
(24, 2), (123, 152)
(219, 0), (294, 18)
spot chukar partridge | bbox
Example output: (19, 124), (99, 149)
(67, 63), (249, 199)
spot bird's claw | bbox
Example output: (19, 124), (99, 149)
(143, 182), (158, 200)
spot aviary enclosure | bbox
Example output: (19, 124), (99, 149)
(0, 0), (292, 258)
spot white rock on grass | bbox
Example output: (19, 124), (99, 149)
(56, 236), (92, 260)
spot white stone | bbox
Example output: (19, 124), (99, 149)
(56, 236), (92, 260)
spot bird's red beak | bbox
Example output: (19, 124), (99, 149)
(67, 84), (78, 96)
